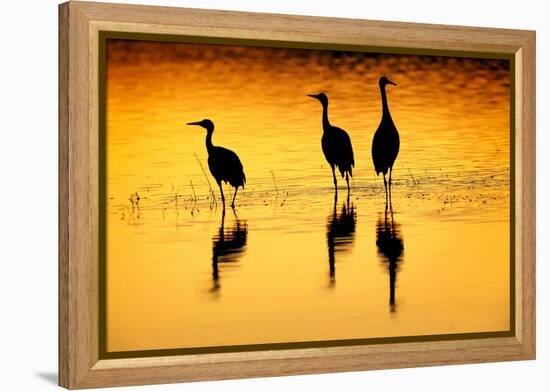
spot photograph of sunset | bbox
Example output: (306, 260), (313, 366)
(104, 39), (511, 354)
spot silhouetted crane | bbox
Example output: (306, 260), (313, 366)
(187, 119), (246, 208)
(372, 77), (400, 208)
(308, 93), (355, 194)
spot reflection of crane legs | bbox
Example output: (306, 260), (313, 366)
(388, 168), (393, 210)
(381, 206), (400, 312)
(217, 181), (225, 209)
(210, 208), (247, 295)
(328, 193), (337, 285)
(383, 173), (388, 209)
(211, 210), (225, 292)
(212, 256), (220, 290)
(387, 208), (396, 311)
(389, 257), (396, 312)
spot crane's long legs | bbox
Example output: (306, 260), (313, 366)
(218, 182), (225, 209)
(231, 187), (238, 209)
(345, 172), (350, 194)
(331, 166), (337, 193)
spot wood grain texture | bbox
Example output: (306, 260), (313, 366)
(58, 3), (70, 387)
(517, 34), (536, 355)
(58, 1), (536, 388)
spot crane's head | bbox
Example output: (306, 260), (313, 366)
(379, 76), (397, 88)
(307, 92), (328, 106)
(187, 119), (214, 132)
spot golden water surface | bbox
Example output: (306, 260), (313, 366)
(105, 40), (511, 353)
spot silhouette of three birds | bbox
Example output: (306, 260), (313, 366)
(187, 76), (399, 209)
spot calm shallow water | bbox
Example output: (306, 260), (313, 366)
(106, 41), (510, 352)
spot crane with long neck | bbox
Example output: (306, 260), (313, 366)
(371, 76), (400, 208)
(187, 119), (246, 209)
(308, 93), (355, 195)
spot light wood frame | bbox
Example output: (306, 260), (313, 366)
(59, 1), (536, 389)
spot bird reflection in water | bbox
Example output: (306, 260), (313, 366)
(376, 207), (404, 312)
(326, 194), (356, 286)
(211, 210), (248, 293)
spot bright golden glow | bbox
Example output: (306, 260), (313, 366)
(106, 40), (510, 352)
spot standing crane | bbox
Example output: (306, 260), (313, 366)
(187, 119), (246, 209)
(372, 77), (400, 208)
(308, 93), (355, 194)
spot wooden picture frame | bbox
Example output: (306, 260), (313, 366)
(59, 1), (536, 389)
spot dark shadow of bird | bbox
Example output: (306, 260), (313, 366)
(308, 93), (355, 195)
(372, 77), (400, 209)
(326, 193), (356, 286)
(375, 207), (404, 312)
(211, 209), (248, 292)
(187, 119), (246, 209)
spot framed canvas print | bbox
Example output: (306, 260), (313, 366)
(58, 1), (536, 389)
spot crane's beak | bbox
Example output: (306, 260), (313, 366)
(387, 79), (397, 86)
(187, 121), (202, 126)
(307, 94), (318, 99)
